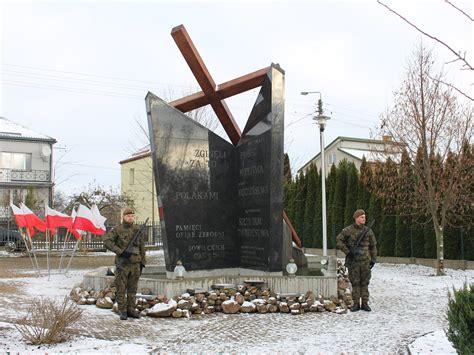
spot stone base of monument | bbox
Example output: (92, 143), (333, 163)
(83, 262), (337, 299)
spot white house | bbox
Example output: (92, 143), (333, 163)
(298, 136), (404, 176)
(0, 117), (56, 218)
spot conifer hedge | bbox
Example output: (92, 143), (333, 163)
(285, 156), (472, 260)
(446, 283), (474, 354)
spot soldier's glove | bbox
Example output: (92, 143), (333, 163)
(369, 261), (375, 269)
(120, 250), (132, 259)
(140, 263), (145, 276)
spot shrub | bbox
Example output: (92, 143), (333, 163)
(446, 282), (474, 354)
(15, 296), (83, 345)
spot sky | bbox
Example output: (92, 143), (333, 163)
(0, 0), (472, 196)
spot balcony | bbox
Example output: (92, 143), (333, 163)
(0, 168), (51, 183)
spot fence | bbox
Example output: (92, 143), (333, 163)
(299, 223), (473, 261)
(0, 218), (163, 251)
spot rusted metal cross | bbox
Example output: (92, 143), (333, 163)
(169, 25), (269, 145)
(168, 24), (301, 247)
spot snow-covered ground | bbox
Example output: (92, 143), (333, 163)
(0, 252), (471, 353)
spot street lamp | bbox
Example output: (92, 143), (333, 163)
(300, 91), (331, 257)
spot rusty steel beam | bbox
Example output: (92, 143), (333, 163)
(170, 67), (269, 113)
(171, 25), (216, 93)
(169, 91), (209, 113)
(171, 24), (241, 145)
(169, 25), (302, 246)
(283, 211), (302, 248)
(216, 67), (269, 100)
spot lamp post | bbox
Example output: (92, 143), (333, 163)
(301, 91), (331, 257)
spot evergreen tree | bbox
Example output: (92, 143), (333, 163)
(303, 164), (318, 247)
(283, 153), (292, 185)
(411, 147), (427, 258)
(331, 160), (349, 247)
(464, 227), (474, 261)
(357, 156), (372, 210)
(411, 217), (427, 258)
(423, 153), (443, 258)
(395, 216), (411, 257)
(344, 162), (359, 226)
(284, 177), (295, 221)
(368, 162), (384, 242)
(457, 142), (474, 261)
(24, 187), (38, 210)
(444, 142), (474, 260)
(444, 226), (461, 260)
(379, 158), (398, 257)
(395, 150), (413, 257)
(313, 167), (323, 248)
(326, 164), (338, 249)
(424, 221), (437, 258)
(294, 172), (307, 242)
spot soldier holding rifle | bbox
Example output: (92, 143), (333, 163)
(337, 209), (377, 312)
(103, 208), (147, 320)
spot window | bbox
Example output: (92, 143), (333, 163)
(328, 153), (337, 165)
(129, 168), (135, 185)
(0, 152), (32, 170)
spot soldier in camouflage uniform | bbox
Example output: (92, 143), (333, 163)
(103, 208), (146, 320)
(336, 209), (377, 312)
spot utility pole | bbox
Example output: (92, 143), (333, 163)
(301, 91), (331, 256)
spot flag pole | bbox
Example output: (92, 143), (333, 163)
(58, 230), (71, 273)
(25, 229), (41, 276)
(64, 237), (80, 276)
(46, 229), (51, 280)
(28, 229), (41, 276)
(19, 227), (38, 275)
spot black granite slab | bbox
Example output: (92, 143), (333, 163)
(146, 64), (284, 273)
(146, 94), (239, 272)
(237, 64), (285, 272)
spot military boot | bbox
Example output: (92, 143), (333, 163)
(127, 309), (141, 319)
(119, 312), (128, 320)
(361, 301), (371, 312)
(350, 301), (360, 312)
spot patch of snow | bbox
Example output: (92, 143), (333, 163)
(0, 262), (472, 352)
(409, 330), (456, 354)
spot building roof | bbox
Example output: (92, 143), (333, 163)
(119, 145), (151, 165)
(298, 136), (403, 172)
(0, 116), (56, 142)
(339, 147), (368, 160)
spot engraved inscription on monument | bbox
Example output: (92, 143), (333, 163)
(147, 64), (284, 272)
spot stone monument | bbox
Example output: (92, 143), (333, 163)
(147, 64), (285, 274)
(83, 25), (336, 299)
(146, 25), (306, 277)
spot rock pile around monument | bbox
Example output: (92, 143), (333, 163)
(70, 261), (353, 318)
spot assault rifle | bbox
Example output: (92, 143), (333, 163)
(120, 218), (149, 259)
(344, 219), (375, 268)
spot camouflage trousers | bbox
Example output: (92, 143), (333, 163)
(115, 261), (141, 313)
(348, 259), (372, 303)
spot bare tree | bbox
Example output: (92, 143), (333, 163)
(65, 182), (133, 226)
(126, 87), (223, 200)
(376, 45), (473, 275)
(377, 0), (473, 101)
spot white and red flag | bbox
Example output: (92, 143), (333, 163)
(10, 203), (27, 228)
(45, 205), (73, 231)
(19, 203), (46, 237)
(91, 204), (107, 234)
(73, 204), (105, 235)
(69, 208), (81, 240)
